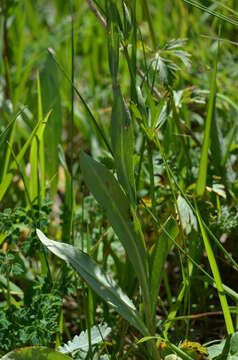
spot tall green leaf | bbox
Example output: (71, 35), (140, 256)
(36, 229), (148, 336)
(210, 109), (224, 176)
(58, 145), (73, 242)
(150, 216), (179, 318)
(195, 204), (234, 335)
(80, 151), (153, 331)
(183, 0), (238, 26)
(196, 45), (218, 196)
(40, 53), (62, 198)
(29, 72), (45, 202)
(0, 113), (51, 202)
(111, 83), (136, 205)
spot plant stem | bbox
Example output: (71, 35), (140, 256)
(70, 0), (74, 244)
(141, 0), (157, 50)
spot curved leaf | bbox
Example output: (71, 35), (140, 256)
(0, 113), (50, 202)
(1, 347), (71, 360)
(79, 152), (150, 307)
(36, 229), (148, 336)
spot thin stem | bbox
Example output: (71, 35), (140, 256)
(147, 141), (156, 219)
(70, 0), (74, 244)
(2, 0), (10, 99)
(48, 50), (113, 155)
(136, 137), (145, 190)
(141, 0), (157, 50)
(87, 0), (107, 29)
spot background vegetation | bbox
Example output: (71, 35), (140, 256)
(0, 0), (238, 359)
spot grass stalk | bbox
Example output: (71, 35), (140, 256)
(70, 0), (75, 244)
(141, 0), (157, 50)
(195, 202), (234, 335)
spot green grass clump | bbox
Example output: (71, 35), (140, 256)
(0, 0), (238, 359)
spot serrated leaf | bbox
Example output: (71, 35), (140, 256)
(58, 324), (111, 354)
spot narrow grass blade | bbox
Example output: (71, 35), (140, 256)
(37, 71), (45, 199)
(163, 283), (186, 337)
(150, 216), (179, 318)
(196, 45), (218, 196)
(2, 119), (17, 183)
(221, 124), (237, 167)
(58, 145), (73, 243)
(40, 53), (62, 198)
(0, 115), (18, 182)
(48, 50), (112, 155)
(195, 204), (234, 335)
(183, 0), (238, 27)
(210, 109), (224, 176)
(29, 72), (45, 202)
(36, 229), (148, 336)
(142, 186), (238, 304)
(0, 112), (51, 202)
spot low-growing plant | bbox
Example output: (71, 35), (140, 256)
(1, 0), (238, 359)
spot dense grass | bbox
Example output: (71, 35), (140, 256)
(0, 1), (238, 359)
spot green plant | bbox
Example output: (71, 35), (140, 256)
(1, 0), (238, 358)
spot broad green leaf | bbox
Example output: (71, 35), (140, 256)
(196, 45), (218, 196)
(40, 53), (62, 198)
(36, 229), (148, 336)
(111, 85), (136, 204)
(207, 333), (238, 359)
(79, 151), (149, 296)
(0, 113), (50, 202)
(1, 347), (71, 360)
(207, 341), (225, 359)
(230, 333), (238, 355)
(80, 152), (155, 333)
(150, 216), (179, 317)
(0, 232), (7, 245)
